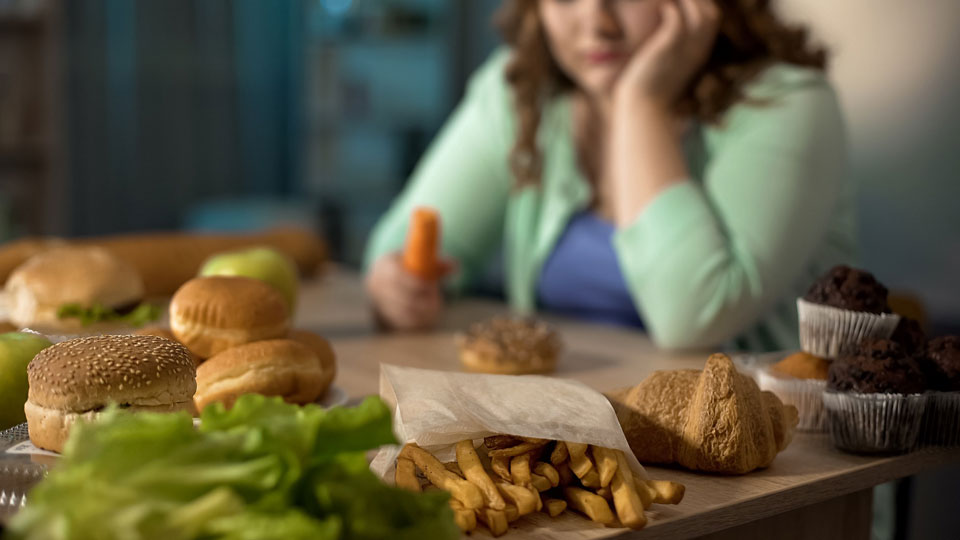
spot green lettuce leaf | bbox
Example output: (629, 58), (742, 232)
(7, 395), (457, 540)
(56, 302), (161, 327)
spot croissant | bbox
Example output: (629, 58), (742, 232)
(610, 353), (798, 474)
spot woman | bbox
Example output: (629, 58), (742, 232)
(364, 0), (855, 351)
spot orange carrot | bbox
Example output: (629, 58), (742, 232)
(403, 207), (441, 280)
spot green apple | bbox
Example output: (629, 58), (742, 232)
(0, 332), (52, 430)
(199, 247), (299, 311)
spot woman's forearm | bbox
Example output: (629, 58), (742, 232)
(608, 100), (689, 228)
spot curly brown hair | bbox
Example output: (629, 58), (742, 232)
(497, 0), (828, 185)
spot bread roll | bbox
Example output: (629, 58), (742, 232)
(194, 339), (334, 412)
(169, 276), (290, 358)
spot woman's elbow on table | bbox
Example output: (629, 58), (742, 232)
(642, 309), (734, 352)
(635, 275), (767, 351)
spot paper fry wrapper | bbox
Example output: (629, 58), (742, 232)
(919, 391), (960, 448)
(822, 391), (925, 454)
(757, 368), (827, 432)
(797, 298), (900, 358)
(370, 365), (646, 481)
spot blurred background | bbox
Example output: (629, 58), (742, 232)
(1, 1), (959, 538)
(1, 0), (958, 334)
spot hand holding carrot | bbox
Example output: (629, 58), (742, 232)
(366, 208), (456, 331)
(402, 207), (441, 280)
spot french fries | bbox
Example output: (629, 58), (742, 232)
(591, 445), (618, 488)
(566, 442), (593, 479)
(504, 504), (521, 522)
(456, 440), (506, 510)
(476, 508), (509, 537)
(529, 473), (552, 492)
(443, 461), (463, 477)
(395, 437), (685, 537)
(485, 435), (522, 450)
(497, 481), (539, 516)
(530, 486), (543, 511)
(395, 458), (421, 492)
(550, 441), (569, 465)
(611, 450), (646, 529)
(629, 472), (686, 505)
(579, 469), (601, 488)
(449, 499), (478, 533)
(510, 454), (532, 486)
(564, 487), (615, 524)
(533, 462), (560, 487)
(544, 498), (567, 518)
(488, 441), (546, 458)
(646, 479), (686, 505)
(556, 461), (574, 486)
(399, 444), (484, 510)
(492, 455), (512, 481)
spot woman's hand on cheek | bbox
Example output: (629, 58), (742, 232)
(613, 0), (719, 112)
(365, 253), (456, 332)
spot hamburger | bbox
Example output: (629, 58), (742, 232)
(25, 334), (196, 452)
(4, 246), (159, 332)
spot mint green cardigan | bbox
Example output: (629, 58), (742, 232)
(364, 49), (856, 352)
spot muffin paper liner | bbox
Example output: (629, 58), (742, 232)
(757, 368), (827, 432)
(797, 298), (901, 358)
(822, 391), (925, 454)
(919, 391), (960, 448)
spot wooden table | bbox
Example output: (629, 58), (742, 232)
(295, 270), (960, 540)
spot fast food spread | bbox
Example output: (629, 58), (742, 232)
(0, 254), (957, 538)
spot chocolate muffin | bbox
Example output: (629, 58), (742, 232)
(921, 336), (960, 391)
(828, 339), (925, 394)
(890, 317), (926, 356)
(804, 265), (891, 314)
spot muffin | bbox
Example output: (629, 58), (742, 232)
(457, 317), (561, 375)
(803, 265), (891, 313)
(827, 339), (925, 394)
(918, 336), (960, 447)
(772, 352), (830, 380)
(797, 266), (901, 358)
(822, 339), (927, 454)
(890, 318), (926, 357)
(758, 352), (830, 432)
(921, 336), (960, 391)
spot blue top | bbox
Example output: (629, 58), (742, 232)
(537, 212), (645, 328)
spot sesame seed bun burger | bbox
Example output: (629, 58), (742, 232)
(194, 338), (334, 413)
(4, 246), (159, 333)
(133, 326), (202, 366)
(169, 276), (290, 359)
(24, 335), (196, 453)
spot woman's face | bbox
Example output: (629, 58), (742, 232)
(539, 0), (665, 96)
